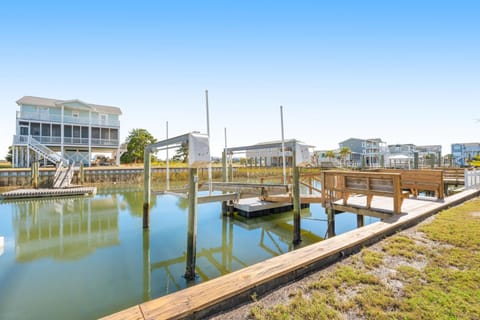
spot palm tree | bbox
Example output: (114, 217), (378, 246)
(325, 150), (336, 161)
(339, 147), (351, 167)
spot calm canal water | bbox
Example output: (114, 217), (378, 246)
(0, 186), (378, 319)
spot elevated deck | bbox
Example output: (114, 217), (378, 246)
(102, 188), (480, 320)
(0, 186), (96, 200)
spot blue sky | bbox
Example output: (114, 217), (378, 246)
(1, 0), (479, 157)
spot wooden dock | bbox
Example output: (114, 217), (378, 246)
(0, 186), (97, 200)
(101, 188), (480, 320)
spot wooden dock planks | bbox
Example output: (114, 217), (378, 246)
(0, 187), (96, 200)
(101, 188), (480, 320)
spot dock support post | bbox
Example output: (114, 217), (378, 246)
(79, 163), (84, 184)
(31, 161), (39, 189)
(327, 208), (336, 238)
(292, 148), (301, 245)
(221, 151), (228, 216)
(185, 168), (198, 281)
(143, 229), (151, 301)
(357, 214), (364, 228)
(143, 149), (151, 228)
(414, 152), (419, 169)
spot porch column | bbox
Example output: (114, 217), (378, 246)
(61, 106), (64, 160)
(88, 111), (92, 166)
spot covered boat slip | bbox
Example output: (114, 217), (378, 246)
(102, 188), (480, 320)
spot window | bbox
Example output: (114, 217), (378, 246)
(110, 129), (118, 140)
(73, 126), (80, 137)
(81, 127), (89, 138)
(64, 125), (72, 137)
(42, 124), (50, 136)
(52, 124), (61, 137)
(100, 114), (107, 124)
(30, 123), (40, 136)
(92, 127), (100, 139)
(72, 112), (79, 118)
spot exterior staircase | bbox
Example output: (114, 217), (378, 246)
(27, 136), (68, 165)
(53, 163), (77, 188)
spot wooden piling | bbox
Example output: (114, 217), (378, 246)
(31, 161), (39, 189)
(79, 163), (84, 184)
(292, 148), (301, 245)
(327, 208), (335, 238)
(143, 229), (151, 301)
(185, 168), (198, 280)
(143, 149), (151, 229)
(356, 214), (364, 228)
(221, 151), (228, 216)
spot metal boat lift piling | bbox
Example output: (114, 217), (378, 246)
(223, 140), (311, 245)
(142, 133), (312, 280)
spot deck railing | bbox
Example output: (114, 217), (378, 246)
(17, 111), (120, 127)
(320, 170), (404, 214)
(465, 168), (480, 189)
(14, 135), (119, 147)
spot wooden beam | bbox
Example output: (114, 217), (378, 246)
(332, 203), (392, 219)
(198, 193), (239, 204)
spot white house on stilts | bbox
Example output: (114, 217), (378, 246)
(12, 96), (122, 168)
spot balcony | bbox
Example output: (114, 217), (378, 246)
(13, 135), (119, 147)
(17, 111), (120, 127)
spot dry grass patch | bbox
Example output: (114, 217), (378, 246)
(247, 198), (480, 320)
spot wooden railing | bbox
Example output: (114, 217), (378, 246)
(320, 171), (404, 214)
(369, 169), (444, 200)
(441, 168), (465, 185)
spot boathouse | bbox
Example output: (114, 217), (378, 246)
(11, 96), (122, 167)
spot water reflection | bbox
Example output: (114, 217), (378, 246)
(11, 196), (120, 262)
(141, 209), (323, 301)
(0, 188), (375, 320)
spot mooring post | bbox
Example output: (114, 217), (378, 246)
(31, 161), (39, 189)
(221, 150), (228, 215)
(79, 162), (84, 184)
(142, 229), (151, 301)
(357, 214), (364, 228)
(430, 154), (435, 169)
(143, 149), (151, 229)
(327, 208), (336, 238)
(292, 147), (301, 245)
(413, 152), (419, 169)
(185, 168), (198, 281)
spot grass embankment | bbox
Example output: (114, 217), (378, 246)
(250, 198), (480, 320)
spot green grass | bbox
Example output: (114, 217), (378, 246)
(250, 198), (480, 320)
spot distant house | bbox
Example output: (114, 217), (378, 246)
(245, 139), (314, 167)
(12, 96), (122, 167)
(416, 145), (442, 166)
(385, 144), (442, 168)
(452, 142), (480, 167)
(339, 138), (387, 167)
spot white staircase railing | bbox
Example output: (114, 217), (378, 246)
(465, 168), (480, 189)
(27, 135), (68, 165)
(53, 163), (77, 188)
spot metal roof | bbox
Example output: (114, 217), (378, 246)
(16, 96), (122, 115)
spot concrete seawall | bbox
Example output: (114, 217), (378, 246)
(0, 167), (224, 188)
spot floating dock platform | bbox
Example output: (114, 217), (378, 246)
(0, 186), (97, 200)
(233, 197), (309, 218)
